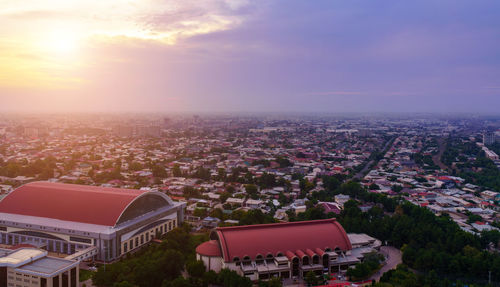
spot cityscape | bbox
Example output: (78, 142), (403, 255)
(0, 115), (500, 286)
(1, 1), (500, 287)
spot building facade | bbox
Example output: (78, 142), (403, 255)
(196, 219), (380, 281)
(0, 182), (186, 262)
(0, 247), (78, 287)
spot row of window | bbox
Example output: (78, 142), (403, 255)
(121, 219), (176, 254)
(0, 223), (92, 237)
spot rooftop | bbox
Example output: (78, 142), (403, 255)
(0, 181), (173, 227)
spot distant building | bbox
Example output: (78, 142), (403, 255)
(196, 219), (380, 281)
(358, 129), (372, 137)
(483, 132), (498, 145)
(24, 126), (48, 138)
(0, 182), (186, 262)
(114, 125), (134, 137)
(136, 125), (161, 137)
(0, 247), (79, 287)
(334, 194), (350, 208)
(113, 124), (161, 137)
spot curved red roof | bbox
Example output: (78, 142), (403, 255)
(0, 182), (151, 226)
(306, 249), (316, 258)
(196, 240), (222, 257)
(213, 219), (351, 262)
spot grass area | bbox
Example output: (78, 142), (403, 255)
(79, 269), (95, 282)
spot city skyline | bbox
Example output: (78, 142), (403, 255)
(1, 0), (499, 113)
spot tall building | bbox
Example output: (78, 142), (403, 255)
(0, 182), (186, 262)
(196, 219), (380, 281)
(483, 132), (496, 145)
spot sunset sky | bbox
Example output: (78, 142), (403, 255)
(1, 0), (499, 113)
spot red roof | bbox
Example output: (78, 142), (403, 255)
(213, 219), (351, 262)
(0, 181), (148, 226)
(196, 240), (222, 257)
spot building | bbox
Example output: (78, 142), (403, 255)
(0, 182), (186, 262)
(195, 219), (380, 281)
(0, 246), (78, 287)
(483, 132), (498, 145)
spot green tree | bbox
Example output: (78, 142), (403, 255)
(186, 260), (205, 278)
(172, 164), (182, 177)
(304, 271), (318, 287)
(244, 184), (258, 196)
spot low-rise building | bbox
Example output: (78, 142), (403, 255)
(0, 247), (78, 287)
(196, 219), (378, 281)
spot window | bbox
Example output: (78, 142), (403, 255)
(256, 254), (263, 264)
(233, 257), (241, 266)
(70, 236), (92, 244)
(266, 253), (274, 263)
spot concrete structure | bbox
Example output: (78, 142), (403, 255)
(0, 247), (78, 287)
(0, 182), (186, 262)
(196, 219), (380, 281)
(483, 132), (498, 145)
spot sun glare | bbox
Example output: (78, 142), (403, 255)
(44, 29), (80, 55)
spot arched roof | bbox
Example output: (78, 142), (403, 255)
(195, 240), (222, 257)
(0, 182), (173, 227)
(211, 219), (352, 262)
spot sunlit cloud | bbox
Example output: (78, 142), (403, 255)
(0, 0), (250, 88)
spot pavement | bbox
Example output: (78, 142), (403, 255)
(354, 137), (395, 180)
(432, 138), (450, 171)
(369, 246), (402, 282)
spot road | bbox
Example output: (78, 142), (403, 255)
(354, 137), (395, 180)
(369, 246), (402, 282)
(432, 138), (449, 172)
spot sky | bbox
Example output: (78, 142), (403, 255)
(0, 0), (499, 114)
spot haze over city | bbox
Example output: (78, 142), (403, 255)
(3, 1), (500, 286)
(1, 0), (499, 114)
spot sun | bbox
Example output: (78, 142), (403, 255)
(44, 29), (80, 55)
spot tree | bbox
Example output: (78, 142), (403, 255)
(217, 168), (226, 181)
(113, 281), (135, 287)
(172, 164), (182, 177)
(391, 185), (403, 193)
(152, 165), (167, 178)
(267, 277), (283, 287)
(193, 208), (207, 218)
(305, 271), (318, 286)
(244, 184), (258, 196)
(467, 213), (482, 224)
(217, 269), (252, 287)
(186, 260), (205, 278)
(162, 277), (190, 287)
(129, 162), (143, 171)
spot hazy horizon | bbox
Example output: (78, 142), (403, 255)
(1, 0), (499, 114)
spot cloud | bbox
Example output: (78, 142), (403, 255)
(0, 0), (253, 44)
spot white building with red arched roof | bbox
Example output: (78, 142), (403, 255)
(196, 219), (379, 281)
(0, 182), (186, 262)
